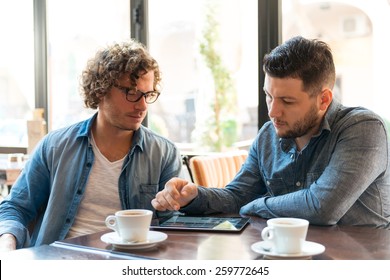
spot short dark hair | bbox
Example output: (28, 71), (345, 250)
(263, 36), (335, 96)
(80, 39), (161, 109)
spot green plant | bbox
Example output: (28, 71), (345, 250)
(197, 2), (238, 152)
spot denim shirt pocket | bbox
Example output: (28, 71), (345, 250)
(139, 184), (159, 213)
(263, 177), (289, 196)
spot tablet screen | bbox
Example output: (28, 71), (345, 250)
(151, 215), (250, 232)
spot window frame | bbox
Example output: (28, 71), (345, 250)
(130, 0), (280, 130)
(1, 0), (281, 151)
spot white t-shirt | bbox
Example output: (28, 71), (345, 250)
(66, 135), (124, 238)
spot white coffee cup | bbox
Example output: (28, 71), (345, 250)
(105, 209), (153, 242)
(261, 217), (309, 254)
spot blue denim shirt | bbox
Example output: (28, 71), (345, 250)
(183, 100), (390, 228)
(0, 114), (182, 248)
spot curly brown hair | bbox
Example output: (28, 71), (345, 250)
(80, 39), (161, 109)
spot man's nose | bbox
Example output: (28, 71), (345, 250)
(267, 100), (281, 118)
(134, 95), (148, 110)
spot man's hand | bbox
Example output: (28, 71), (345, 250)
(152, 178), (198, 211)
(0, 233), (17, 252)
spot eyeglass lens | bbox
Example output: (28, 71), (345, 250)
(126, 91), (159, 103)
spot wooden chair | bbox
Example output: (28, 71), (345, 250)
(189, 150), (248, 188)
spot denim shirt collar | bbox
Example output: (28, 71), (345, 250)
(75, 113), (96, 138)
(279, 100), (341, 152)
(74, 112), (145, 153)
(131, 126), (145, 153)
(321, 99), (342, 133)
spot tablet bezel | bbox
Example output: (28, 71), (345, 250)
(150, 215), (250, 232)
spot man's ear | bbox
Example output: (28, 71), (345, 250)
(319, 88), (333, 111)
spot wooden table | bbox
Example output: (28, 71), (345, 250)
(3, 216), (389, 260)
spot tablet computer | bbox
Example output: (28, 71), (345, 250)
(151, 215), (250, 232)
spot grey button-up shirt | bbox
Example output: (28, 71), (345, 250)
(184, 100), (390, 228)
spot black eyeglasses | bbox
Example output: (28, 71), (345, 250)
(113, 84), (160, 104)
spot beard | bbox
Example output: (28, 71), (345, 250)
(276, 103), (320, 139)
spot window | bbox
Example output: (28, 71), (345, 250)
(282, 0), (390, 128)
(147, 0), (259, 152)
(1, 0), (260, 153)
(46, 0), (130, 131)
(0, 2), (34, 147)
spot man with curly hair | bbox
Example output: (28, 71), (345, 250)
(0, 40), (182, 251)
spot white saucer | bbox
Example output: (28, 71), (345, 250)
(251, 241), (325, 259)
(101, 231), (167, 250)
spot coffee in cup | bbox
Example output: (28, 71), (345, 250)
(261, 217), (309, 254)
(105, 209), (153, 242)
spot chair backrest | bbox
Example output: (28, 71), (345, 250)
(189, 150), (248, 188)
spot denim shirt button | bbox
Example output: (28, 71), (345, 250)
(295, 181), (301, 187)
(266, 181), (271, 186)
